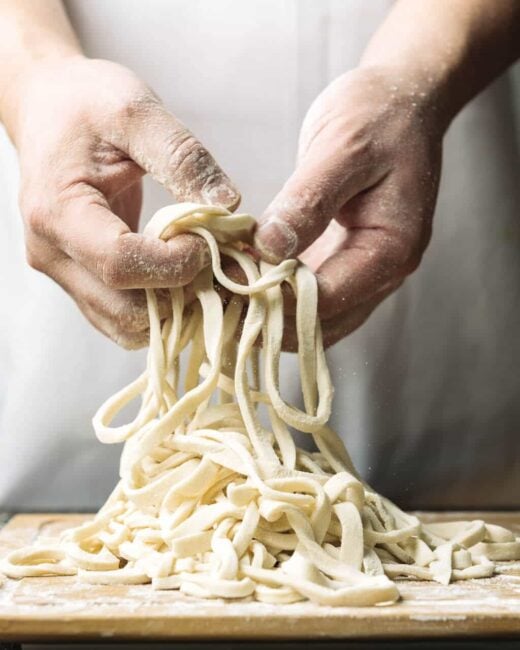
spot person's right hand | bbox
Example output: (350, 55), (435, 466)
(7, 55), (239, 348)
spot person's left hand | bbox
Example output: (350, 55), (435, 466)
(255, 66), (444, 348)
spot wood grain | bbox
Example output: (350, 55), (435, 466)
(0, 512), (519, 642)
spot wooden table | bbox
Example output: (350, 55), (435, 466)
(0, 512), (519, 645)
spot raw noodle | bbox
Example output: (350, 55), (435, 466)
(2, 203), (519, 605)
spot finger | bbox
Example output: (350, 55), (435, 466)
(299, 218), (348, 271)
(254, 131), (385, 264)
(39, 245), (171, 349)
(314, 231), (404, 320)
(314, 179), (429, 320)
(37, 193), (211, 289)
(109, 180), (143, 232)
(273, 220), (345, 319)
(319, 285), (398, 348)
(111, 98), (240, 210)
(281, 286), (396, 352)
(82, 302), (149, 350)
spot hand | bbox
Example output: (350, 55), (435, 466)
(9, 55), (240, 348)
(255, 67), (443, 348)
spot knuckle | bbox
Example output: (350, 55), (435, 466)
(402, 249), (423, 275)
(138, 128), (209, 197)
(100, 237), (136, 289)
(300, 178), (326, 207)
(112, 89), (159, 123)
(389, 230), (426, 276)
(112, 293), (149, 333)
(166, 133), (210, 178)
(277, 181), (330, 229)
(80, 297), (147, 349)
(344, 126), (377, 160)
(100, 253), (126, 289)
(25, 245), (45, 272)
(101, 313), (147, 349)
(21, 199), (49, 239)
(297, 183), (328, 213)
(114, 330), (148, 351)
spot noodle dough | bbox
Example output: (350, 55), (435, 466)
(2, 203), (519, 605)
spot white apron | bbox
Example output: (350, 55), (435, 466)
(0, 0), (518, 511)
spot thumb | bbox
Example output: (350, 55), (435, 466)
(255, 148), (378, 263)
(114, 99), (240, 210)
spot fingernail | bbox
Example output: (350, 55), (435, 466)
(254, 219), (298, 263)
(203, 183), (241, 210)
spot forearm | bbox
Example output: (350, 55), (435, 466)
(0, 0), (81, 137)
(360, 0), (520, 129)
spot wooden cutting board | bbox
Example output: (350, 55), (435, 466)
(0, 512), (519, 642)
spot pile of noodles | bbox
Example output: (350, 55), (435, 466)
(3, 203), (519, 606)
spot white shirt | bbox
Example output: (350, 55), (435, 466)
(0, 0), (518, 510)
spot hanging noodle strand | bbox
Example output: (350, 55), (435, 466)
(2, 203), (519, 605)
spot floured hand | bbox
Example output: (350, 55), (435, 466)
(8, 56), (240, 348)
(255, 66), (443, 347)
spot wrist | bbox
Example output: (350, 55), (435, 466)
(355, 63), (453, 136)
(0, 50), (84, 144)
(359, 0), (520, 133)
(0, 0), (83, 142)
